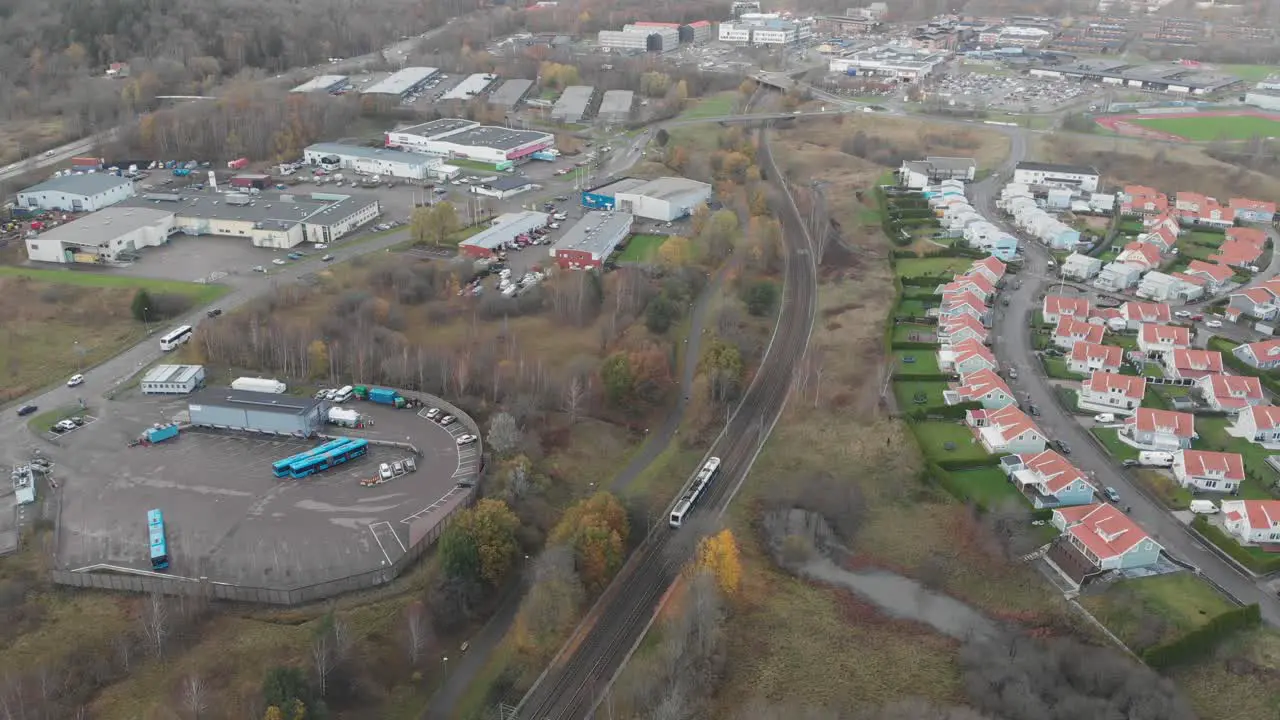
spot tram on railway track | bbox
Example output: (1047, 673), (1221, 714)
(668, 456), (721, 528)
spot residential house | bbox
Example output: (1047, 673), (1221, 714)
(1139, 225), (1178, 254)
(1172, 449), (1246, 492)
(1001, 449), (1096, 509)
(1227, 285), (1280, 322)
(1049, 503), (1164, 585)
(1119, 300), (1172, 330)
(1175, 192), (1236, 228)
(1198, 374), (1266, 413)
(1121, 407), (1196, 450)
(1079, 371), (1146, 415)
(1227, 405), (1280, 449)
(106, 62), (130, 78)
(1222, 500), (1280, 546)
(1093, 262), (1144, 292)
(937, 314), (988, 346)
(937, 290), (987, 322)
(1089, 307), (1125, 331)
(1136, 271), (1205, 302)
(1226, 226), (1268, 248)
(1042, 294), (1091, 324)
(966, 404), (1047, 455)
(1120, 185), (1169, 216)
(1053, 316), (1105, 350)
(1182, 260), (1234, 293)
(1067, 341), (1123, 375)
(938, 338), (998, 375)
(1061, 252), (1103, 280)
(1210, 238), (1264, 270)
(1144, 212), (1181, 239)
(1116, 241), (1163, 270)
(1233, 338), (1280, 370)
(1163, 349), (1225, 381)
(936, 272), (996, 302)
(1137, 323), (1191, 356)
(946, 368), (1016, 409)
(1229, 198), (1277, 223)
(967, 256), (1007, 286)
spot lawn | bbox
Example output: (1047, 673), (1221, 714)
(616, 233), (668, 263)
(912, 420), (990, 462)
(893, 256), (972, 279)
(1219, 64), (1280, 82)
(676, 91), (737, 120)
(1186, 230), (1226, 249)
(1132, 468), (1193, 510)
(1128, 113), (1280, 141)
(894, 298), (928, 319)
(893, 380), (950, 409)
(450, 158), (502, 171)
(892, 349), (940, 376)
(1195, 417), (1280, 498)
(0, 266), (228, 302)
(1091, 427), (1140, 462)
(1042, 356), (1083, 380)
(948, 466), (1026, 508)
(1175, 241), (1216, 262)
(1080, 572), (1236, 651)
(892, 323), (937, 343)
(1103, 333), (1138, 351)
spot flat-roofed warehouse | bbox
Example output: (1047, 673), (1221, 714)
(291, 75), (349, 94)
(551, 211), (634, 269)
(442, 73), (499, 101)
(459, 210), (550, 258)
(360, 66), (439, 98)
(188, 388), (327, 437)
(488, 78), (534, 109)
(599, 90), (635, 123)
(141, 364), (207, 395)
(385, 119), (555, 165)
(614, 177), (713, 221)
(18, 173), (137, 212)
(581, 177), (648, 210)
(551, 86), (596, 123)
(304, 142), (442, 180)
(24, 205), (176, 264)
(1028, 60), (1239, 94)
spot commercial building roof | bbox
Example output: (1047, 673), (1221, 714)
(616, 176), (712, 201)
(34, 206), (174, 247)
(22, 173), (134, 196)
(443, 125), (553, 150)
(361, 67), (438, 96)
(479, 176), (536, 192)
(291, 75), (348, 93)
(142, 364), (204, 384)
(306, 143), (438, 167)
(1016, 161), (1099, 176)
(599, 90), (635, 117)
(552, 86), (595, 122)
(588, 177), (649, 197)
(463, 210), (550, 249)
(489, 78), (534, 107)
(441, 73), (499, 101)
(189, 388), (324, 416)
(554, 211), (634, 257)
(121, 189), (377, 230)
(394, 118), (478, 139)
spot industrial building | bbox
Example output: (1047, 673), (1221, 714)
(303, 143), (441, 180)
(599, 90), (635, 123)
(551, 211), (635, 269)
(551, 86), (596, 123)
(828, 45), (948, 81)
(611, 177), (713, 221)
(719, 14), (811, 45)
(1027, 60), (1238, 95)
(459, 210), (550, 257)
(1244, 89), (1280, 111)
(291, 75), (349, 94)
(141, 364), (206, 395)
(18, 173), (137, 212)
(25, 206), (175, 264)
(188, 388), (327, 437)
(599, 24), (680, 53)
(441, 73), (499, 101)
(581, 178), (649, 210)
(489, 79), (534, 108)
(385, 119), (555, 165)
(470, 176), (535, 200)
(360, 67), (439, 98)
(129, 189), (379, 248)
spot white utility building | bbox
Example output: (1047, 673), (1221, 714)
(141, 364), (207, 395)
(1012, 162), (1101, 193)
(304, 143), (440, 180)
(291, 75), (349, 94)
(441, 73), (499, 101)
(25, 206), (175, 264)
(384, 119), (556, 166)
(828, 45), (948, 81)
(18, 173), (137, 212)
(360, 67), (439, 98)
(613, 177), (712, 221)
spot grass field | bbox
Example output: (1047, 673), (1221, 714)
(616, 233), (668, 263)
(894, 257), (972, 279)
(913, 420), (990, 461)
(949, 466), (1025, 507)
(450, 158), (502, 172)
(892, 348), (940, 375)
(1128, 114), (1280, 141)
(677, 91), (738, 120)
(893, 380), (950, 409)
(1080, 573), (1234, 651)
(893, 323), (937, 343)
(1092, 427), (1140, 462)
(1220, 64), (1280, 82)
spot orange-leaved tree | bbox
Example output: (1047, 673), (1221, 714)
(695, 528), (742, 596)
(550, 492), (629, 594)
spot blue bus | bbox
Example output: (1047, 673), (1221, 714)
(289, 438), (370, 479)
(272, 438), (352, 478)
(148, 509), (169, 571)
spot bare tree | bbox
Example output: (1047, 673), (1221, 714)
(563, 375), (586, 425)
(312, 628), (333, 697)
(405, 600), (432, 666)
(182, 674), (207, 720)
(486, 411), (522, 456)
(140, 592), (170, 659)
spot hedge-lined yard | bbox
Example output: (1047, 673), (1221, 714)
(913, 421), (990, 462)
(893, 349), (941, 375)
(949, 466), (1026, 508)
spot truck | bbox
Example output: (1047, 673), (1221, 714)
(327, 407), (361, 428)
(231, 377), (287, 394)
(227, 158), (249, 170)
(71, 156), (104, 170)
(173, 168), (191, 177)
(531, 150), (559, 162)
(368, 387), (408, 408)
(1138, 451), (1175, 468)
(145, 423), (180, 443)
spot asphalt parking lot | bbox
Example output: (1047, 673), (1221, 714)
(936, 69), (1093, 111)
(52, 397), (464, 588)
(112, 235), (298, 283)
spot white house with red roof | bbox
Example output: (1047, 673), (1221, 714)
(1227, 285), (1280, 322)
(1144, 212), (1181, 238)
(1048, 503), (1164, 585)
(1001, 449), (1097, 509)
(1176, 192), (1236, 228)
(1228, 405), (1280, 449)
(1162, 348), (1224, 381)
(1211, 240), (1264, 271)
(1115, 241), (1163, 270)
(966, 404), (1047, 455)
(1079, 372), (1146, 415)
(937, 291), (987, 322)
(1121, 185), (1168, 216)
(938, 338), (998, 375)
(1233, 338), (1280, 371)
(1067, 341), (1123, 376)
(1053, 317), (1105, 350)
(937, 315), (988, 346)
(1119, 301), (1172, 330)
(1139, 224), (1178, 254)
(936, 272), (996, 302)
(1120, 407), (1196, 450)
(1173, 449), (1246, 492)
(1222, 500), (1280, 547)
(1042, 294), (1091, 324)
(946, 368), (1015, 409)
(1229, 198), (1277, 223)
(1088, 307), (1124, 330)
(967, 256), (1007, 286)
(1137, 270), (1205, 302)
(1182, 260), (1234, 293)
(1137, 323), (1191, 356)
(1197, 374), (1266, 413)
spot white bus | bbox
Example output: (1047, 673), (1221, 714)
(331, 385), (354, 403)
(159, 325), (194, 352)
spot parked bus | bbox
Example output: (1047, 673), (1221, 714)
(669, 456), (722, 528)
(331, 385), (354, 403)
(148, 508), (169, 571)
(271, 437), (352, 478)
(159, 325), (194, 352)
(288, 438), (370, 479)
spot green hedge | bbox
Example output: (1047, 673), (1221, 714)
(937, 456), (1003, 471)
(892, 372), (956, 382)
(900, 275), (953, 287)
(905, 401), (981, 421)
(1143, 604), (1261, 669)
(1030, 508), (1053, 522)
(892, 341), (942, 350)
(1192, 516), (1280, 574)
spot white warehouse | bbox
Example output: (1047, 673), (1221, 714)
(141, 364), (207, 395)
(18, 173), (137, 212)
(1012, 161), (1101, 193)
(614, 177), (712, 222)
(25, 206), (176, 264)
(304, 143), (440, 180)
(385, 119), (555, 166)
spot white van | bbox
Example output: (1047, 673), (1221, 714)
(1093, 413), (1116, 424)
(1138, 451), (1175, 468)
(332, 385), (354, 403)
(1189, 500), (1219, 515)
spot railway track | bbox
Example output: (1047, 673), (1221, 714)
(514, 127), (818, 719)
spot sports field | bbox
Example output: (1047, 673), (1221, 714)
(1126, 113), (1280, 141)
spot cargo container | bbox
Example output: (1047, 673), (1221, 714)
(230, 377), (287, 394)
(230, 173), (272, 190)
(145, 424), (180, 443)
(227, 158), (249, 170)
(368, 387), (407, 408)
(71, 156), (105, 169)
(327, 407), (361, 427)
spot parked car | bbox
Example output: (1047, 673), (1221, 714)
(1054, 439), (1071, 455)
(17, 404), (37, 417)
(1093, 413), (1115, 423)
(272, 258), (287, 265)
(425, 408), (440, 419)
(439, 415), (456, 425)
(1104, 487), (1121, 503)
(252, 265), (268, 273)
(207, 308), (222, 318)
(456, 434), (477, 446)
(1174, 310), (1192, 319)
(378, 463), (394, 481)
(67, 374), (85, 387)
(1205, 319), (1222, 328)
(322, 254), (335, 262)
(1122, 459), (1139, 468)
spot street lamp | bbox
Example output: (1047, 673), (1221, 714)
(142, 306), (152, 335)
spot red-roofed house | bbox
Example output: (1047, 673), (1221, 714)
(1120, 407), (1196, 450)
(937, 291), (987, 322)
(1162, 349), (1224, 381)
(1067, 341), (1123, 375)
(1119, 301), (1172, 330)
(1197, 374), (1265, 413)
(936, 272), (996, 301)
(1144, 212), (1181, 238)
(1228, 287), (1280, 322)
(1079, 371), (1146, 415)
(1176, 193), (1236, 228)
(1182, 260), (1234, 292)
(1222, 500), (1280, 546)
(938, 338), (998, 375)
(966, 404), (1047, 454)
(1230, 198), (1276, 223)
(946, 368), (1016, 409)
(1115, 241), (1163, 270)
(1001, 449), (1096, 508)
(1227, 226), (1268, 247)
(1140, 225), (1178, 253)
(1053, 317), (1105, 350)
(1233, 339), (1280, 371)
(1137, 323), (1191, 356)
(1210, 239), (1264, 270)
(968, 256), (1007, 285)
(1088, 307), (1123, 328)
(1042, 294), (1091, 324)
(1121, 185), (1168, 216)
(1228, 405), (1280, 449)
(1048, 504), (1164, 585)
(937, 315), (988, 346)
(1173, 449), (1246, 492)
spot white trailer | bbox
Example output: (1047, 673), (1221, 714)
(230, 377), (287, 394)
(1138, 451), (1174, 468)
(327, 407), (361, 427)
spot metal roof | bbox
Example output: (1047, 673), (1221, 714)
(395, 118), (477, 138)
(35, 206), (175, 247)
(478, 176), (536, 191)
(121, 188), (378, 230)
(189, 388), (323, 416)
(599, 90), (635, 117)
(361, 67), (438, 96)
(553, 211), (634, 258)
(462, 211), (550, 249)
(489, 79), (534, 107)
(291, 75), (348, 93)
(615, 176), (712, 202)
(21, 173), (134, 197)
(441, 73), (499, 101)
(442, 125), (552, 151)
(142, 364), (204, 384)
(551, 86), (595, 122)
(1016, 161), (1099, 176)
(587, 177), (648, 197)
(305, 143), (437, 167)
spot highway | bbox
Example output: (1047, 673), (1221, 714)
(512, 126), (817, 719)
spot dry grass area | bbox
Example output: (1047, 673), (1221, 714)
(0, 118), (64, 165)
(1037, 133), (1280, 201)
(1171, 627), (1280, 720)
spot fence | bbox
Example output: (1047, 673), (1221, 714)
(50, 390), (482, 605)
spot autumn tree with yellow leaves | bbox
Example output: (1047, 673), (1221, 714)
(549, 492), (629, 594)
(695, 529), (742, 596)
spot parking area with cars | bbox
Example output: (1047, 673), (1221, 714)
(933, 68), (1094, 112)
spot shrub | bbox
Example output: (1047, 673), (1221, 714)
(743, 280), (779, 316)
(1143, 604), (1261, 669)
